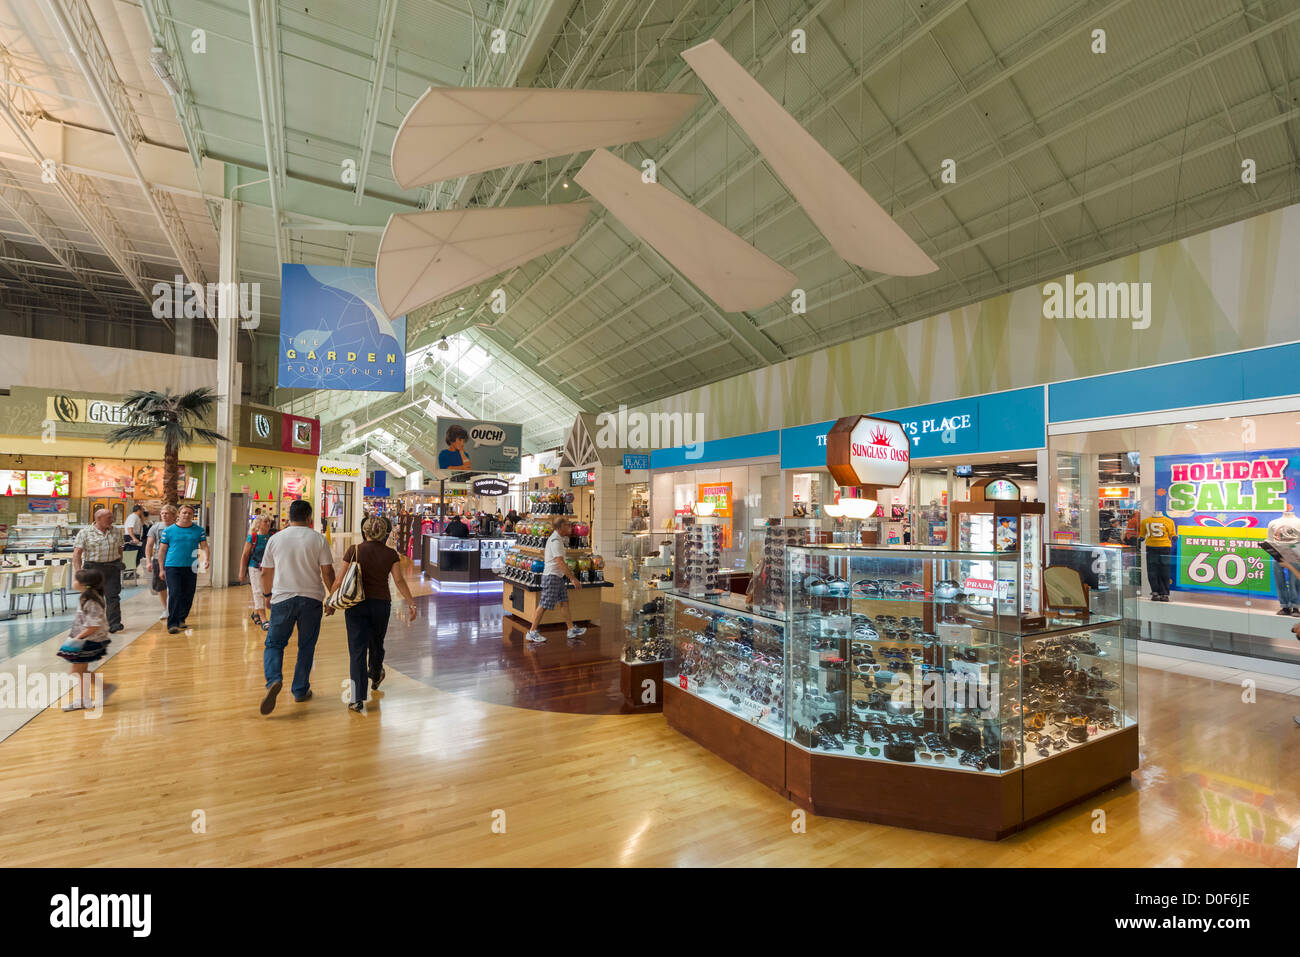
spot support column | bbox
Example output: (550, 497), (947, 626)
(211, 198), (240, 588)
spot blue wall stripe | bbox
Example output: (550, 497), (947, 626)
(1048, 342), (1300, 422)
(650, 429), (781, 469)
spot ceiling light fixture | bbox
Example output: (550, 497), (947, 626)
(437, 336), (450, 352)
(824, 498), (877, 519)
(148, 47), (180, 97)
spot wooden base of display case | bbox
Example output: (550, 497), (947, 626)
(786, 744), (1023, 840)
(621, 659), (664, 712)
(663, 687), (1138, 839)
(500, 579), (609, 626)
(664, 682), (785, 794)
(785, 726), (1137, 840)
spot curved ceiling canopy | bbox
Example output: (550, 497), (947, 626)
(391, 88), (700, 190)
(575, 149), (796, 313)
(376, 202), (592, 319)
(682, 39), (938, 277)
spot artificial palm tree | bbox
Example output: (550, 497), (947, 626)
(106, 388), (227, 505)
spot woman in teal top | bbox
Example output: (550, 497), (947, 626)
(156, 505), (210, 634)
(239, 515), (273, 631)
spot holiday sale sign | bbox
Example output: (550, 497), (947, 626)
(1155, 447), (1300, 597)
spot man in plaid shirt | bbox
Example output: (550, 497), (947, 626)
(73, 508), (126, 633)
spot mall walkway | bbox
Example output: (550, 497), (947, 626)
(0, 573), (1296, 867)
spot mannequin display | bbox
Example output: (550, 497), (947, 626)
(1139, 513), (1176, 601)
(1265, 510), (1300, 616)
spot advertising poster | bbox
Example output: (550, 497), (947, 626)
(1, 470), (26, 495)
(278, 265), (407, 392)
(27, 470), (69, 496)
(1154, 447), (1300, 597)
(697, 482), (734, 549)
(28, 497), (69, 513)
(133, 462), (187, 500)
(434, 417), (522, 475)
(84, 460), (133, 497)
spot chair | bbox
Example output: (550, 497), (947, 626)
(122, 547), (144, 583)
(8, 565), (58, 616)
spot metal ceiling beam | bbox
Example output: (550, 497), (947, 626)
(0, 75), (155, 308)
(755, 102), (1300, 335)
(547, 277), (674, 371)
(0, 163), (121, 311)
(44, 0), (210, 302)
(138, 0), (209, 191)
(426, 0), (964, 361)
(247, 0), (286, 267)
(353, 0), (399, 205)
(789, 164), (1300, 360)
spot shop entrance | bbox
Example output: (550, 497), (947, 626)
(902, 452), (1042, 547)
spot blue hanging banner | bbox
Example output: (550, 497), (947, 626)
(278, 264), (407, 392)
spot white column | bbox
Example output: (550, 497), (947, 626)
(211, 199), (240, 588)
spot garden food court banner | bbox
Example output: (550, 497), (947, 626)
(1155, 447), (1300, 598)
(278, 265), (407, 392)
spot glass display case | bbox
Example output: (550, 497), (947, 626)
(622, 557), (672, 665)
(664, 590), (786, 736)
(662, 538), (1138, 839)
(2, 524), (69, 554)
(786, 543), (1134, 774)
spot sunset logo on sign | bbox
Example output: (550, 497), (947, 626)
(851, 425), (908, 463)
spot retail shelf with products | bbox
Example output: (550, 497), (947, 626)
(662, 588), (789, 792)
(620, 556), (673, 711)
(659, 541), (1136, 839)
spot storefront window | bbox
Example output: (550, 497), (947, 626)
(322, 480), (355, 535)
(1050, 412), (1300, 664)
(652, 462), (779, 569)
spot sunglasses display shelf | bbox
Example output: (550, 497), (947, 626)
(620, 557), (674, 711)
(662, 588), (790, 791)
(778, 543), (1136, 840)
(673, 519), (725, 599)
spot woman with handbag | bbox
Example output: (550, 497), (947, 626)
(330, 515), (418, 713)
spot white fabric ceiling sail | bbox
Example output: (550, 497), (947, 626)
(375, 203), (592, 318)
(681, 40), (938, 277)
(574, 149), (797, 313)
(391, 88), (699, 190)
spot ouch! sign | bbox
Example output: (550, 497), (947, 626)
(826, 415), (910, 489)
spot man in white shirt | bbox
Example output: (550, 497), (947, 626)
(258, 499), (337, 715)
(525, 516), (586, 644)
(124, 505), (145, 545)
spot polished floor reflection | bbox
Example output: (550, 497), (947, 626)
(381, 586), (629, 714)
(0, 573), (1297, 867)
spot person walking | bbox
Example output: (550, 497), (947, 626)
(258, 499), (336, 715)
(156, 504), (209, 634)
(239, 515), (274, 631)
(73, 508), (126, 634)
(56, 568), (114, 712)
(524, 516), (587, 644)
(330, 515), (418, 713)
(143, 504), (177, 621)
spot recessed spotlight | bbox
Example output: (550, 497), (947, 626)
(562, 181), (569, 188)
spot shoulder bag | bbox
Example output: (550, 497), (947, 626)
(328, 544), (367, 610)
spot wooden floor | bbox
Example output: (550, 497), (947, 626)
(1, 571), (1297, 867)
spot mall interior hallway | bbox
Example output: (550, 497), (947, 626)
(1, 573), (1297, 867)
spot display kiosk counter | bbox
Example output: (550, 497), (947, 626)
(422, 536), (512, 584)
